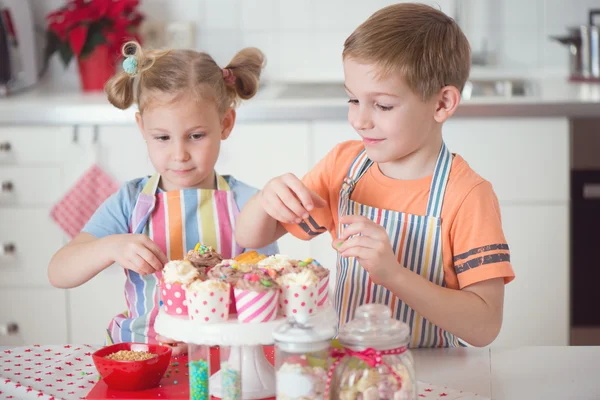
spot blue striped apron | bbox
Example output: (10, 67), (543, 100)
(335, 142), (461, 347)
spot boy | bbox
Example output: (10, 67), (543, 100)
(236, 3), (514, 347)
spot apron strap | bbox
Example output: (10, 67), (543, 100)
(339, 143), (452, 218)
(131, 173), (161, 234)
(216, 174), (231, 191)
(425, 142), (452, 218)
(340, 149), (372, 198)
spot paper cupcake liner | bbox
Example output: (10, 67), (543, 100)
(234, 288), (279, 323)
(160, 281), (188, 316)
(317, 275), (329, 307)
(279, 283), (318, 319)
(186, 284), (230, 323)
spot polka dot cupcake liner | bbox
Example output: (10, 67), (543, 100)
(279, 282), (318, 320)
(160, 281), (189, 316)
(186, 284), (230, 323)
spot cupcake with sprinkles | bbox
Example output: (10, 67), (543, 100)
(234, 270), (280, 323)
(185, 243), (223, 274)
(208, 259), (254, 314)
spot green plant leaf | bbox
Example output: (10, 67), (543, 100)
(58, 41), (73, 67)
(80, 25), (107, 59)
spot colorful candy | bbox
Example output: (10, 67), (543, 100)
(189, 360), (209, 400)
(220, 362), (242, 400)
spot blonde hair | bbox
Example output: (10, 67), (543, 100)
(105, 41), (265, 114)
(343, 3), (471, 100)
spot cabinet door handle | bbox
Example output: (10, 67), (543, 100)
(3, 243), (16, 255)
(0, 323), (19, 336)
(1, 181), (13, 192)
(0, 142), (11, 152)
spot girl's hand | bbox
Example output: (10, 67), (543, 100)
(259, 173), (326, 224)
(156, 334), (188, 356)
(334, 215), (399, 285)
(106, 234), (169, 276)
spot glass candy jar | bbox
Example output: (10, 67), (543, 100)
(273, 318), (337, 400)
(329, 304), (417, 400)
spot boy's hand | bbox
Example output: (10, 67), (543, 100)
(107, 234), (169, 276)
(334, 215), (399, 285)
(259, 173), (326, 224)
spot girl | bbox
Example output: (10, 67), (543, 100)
(48, 41), (278, 352)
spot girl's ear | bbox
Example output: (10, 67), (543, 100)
(135, 112), (145, 137)
(221, 108), (236, 140)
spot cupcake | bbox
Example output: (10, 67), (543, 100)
(278, 268), (319, 320)
(208, 259), (254, 314)
(161, 260), (199, 316)
(234, 271), (280, 323)
(185, 243), (223, 273)
(185, 279), (230, 323)
(281, 258), (330, 307)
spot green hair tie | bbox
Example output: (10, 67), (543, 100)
(123, 56), (138, 76)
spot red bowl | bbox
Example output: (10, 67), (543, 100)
(92, 342), (172, 391)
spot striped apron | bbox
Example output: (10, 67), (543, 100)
(335, 142), (461, 348)
(106, 172), (243, 344)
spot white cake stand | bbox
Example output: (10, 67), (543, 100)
(154, 305), (337, 399)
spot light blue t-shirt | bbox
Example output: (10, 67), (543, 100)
(82, 174), (279, 256)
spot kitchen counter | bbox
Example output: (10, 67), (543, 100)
(0, 345), (598, 399)
(0, 77), (599, 125)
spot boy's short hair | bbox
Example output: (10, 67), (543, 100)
(343, 3), (471, 100)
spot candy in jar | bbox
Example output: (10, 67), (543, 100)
(328, 304), (417, 400)
(273, 315), (337, 400)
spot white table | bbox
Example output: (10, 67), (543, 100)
(413, 346), (600, 399)
(2, 345), (599, 399)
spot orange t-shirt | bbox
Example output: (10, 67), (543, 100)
(283, 140), (515, 289)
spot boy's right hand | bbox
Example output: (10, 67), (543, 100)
(259, 173), (326, 224)
(107, 234), (168, 276)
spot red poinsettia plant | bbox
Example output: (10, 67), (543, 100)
(44, 0), (144, 66)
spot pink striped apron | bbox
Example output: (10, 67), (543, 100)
(106, 173), (243, 344)
(335, 142), (462, 347)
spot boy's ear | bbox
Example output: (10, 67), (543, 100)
(433, 85), (461, 123)
(221, 108), (236, 140)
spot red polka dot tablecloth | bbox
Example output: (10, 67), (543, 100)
(0, 345), (490, 400)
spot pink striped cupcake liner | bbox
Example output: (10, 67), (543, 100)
(317, 275), (329, 307)
(234, 288), (279, 323)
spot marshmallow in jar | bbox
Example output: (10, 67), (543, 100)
(329, 304), (417, 400)
(273, 317), (337, 400)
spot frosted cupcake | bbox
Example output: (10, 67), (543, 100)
(161, 260), (199, 316)
(278, 268), (319, 320)
(234, 271), (280, 323)
(208, 259), (255, 314)
(282, 258), (330, 307)
(185, 279), (231, 322)
(185, 243), (223, 273)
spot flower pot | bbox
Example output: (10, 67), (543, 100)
(77, 44), (116, 92)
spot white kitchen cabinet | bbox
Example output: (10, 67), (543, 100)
(493, 203), (569, 347)
(0, 126), (72, 165)
(443, 118), (570, 202)
(68, 265), (127, 345)
(0, 288), (68, 346)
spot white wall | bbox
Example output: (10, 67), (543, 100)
(30, 0), (592, 88)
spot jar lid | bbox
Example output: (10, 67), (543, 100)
(338, 304), (410, 350)
(273, 314), (337, 353)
